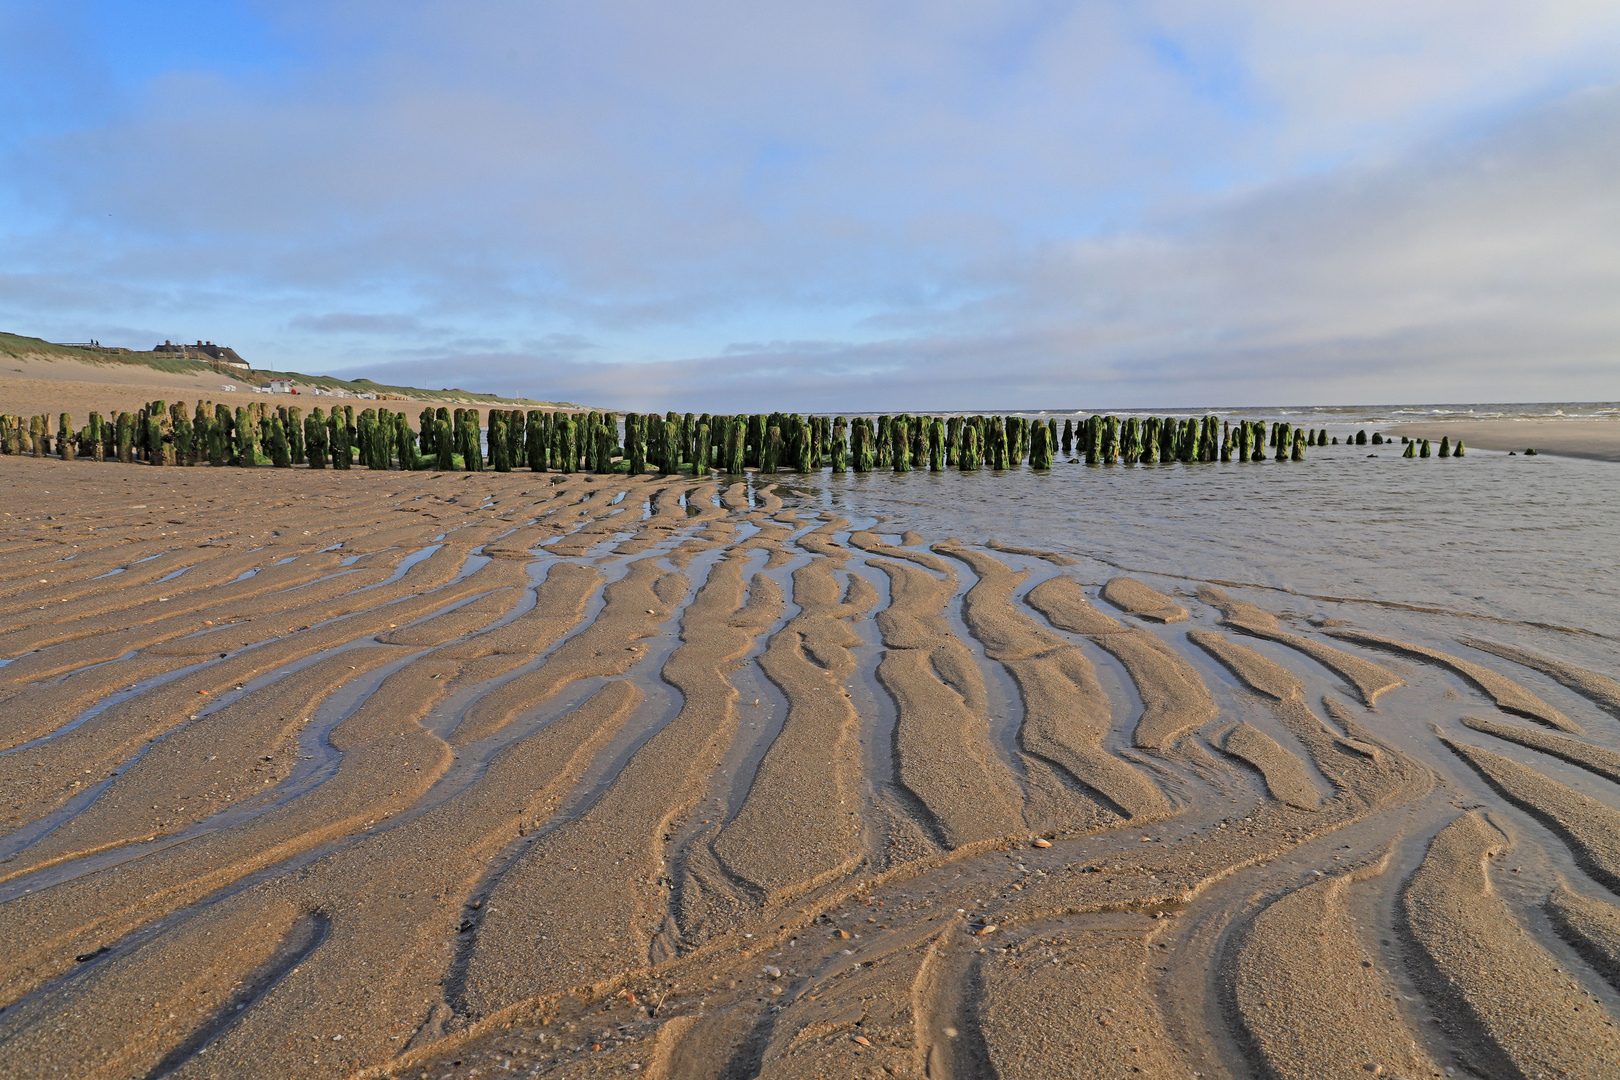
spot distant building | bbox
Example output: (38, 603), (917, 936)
(268, 379), (297, 394)
(153, 340), (250, 372)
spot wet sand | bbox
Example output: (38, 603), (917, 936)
(1388, 419), (1620, 461)
(1, 452), (1619, 1079)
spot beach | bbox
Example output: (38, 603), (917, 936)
(1388, 419), (1620, 461)
(1, 405), (1618, 1080)
(0, 353), (542, 421)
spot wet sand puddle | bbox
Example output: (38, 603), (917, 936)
(0, 457), (1618, 1079)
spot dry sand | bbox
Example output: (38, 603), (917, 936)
(0, 353), (541, 422)
(0, 449), (1618, 1080)
(1388, 419), (1620, 461)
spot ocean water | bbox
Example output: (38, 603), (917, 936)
(840, 401), (1620, 439)
(778, 444), (1620, 666)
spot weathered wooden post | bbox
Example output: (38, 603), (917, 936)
(417, 408), (436, 458)
(1419, 439), (1431, 458)
(604, 412), (621, 472)
(56, 413), (74, 461)
(1272, 422), (1289, 462)
(304, 409), (326, 468)
(509, 410), (527, 466)
(357, 410), (376, 468)
(392, 412), (413, 470)
(928, 418), (945, 471)
(1454, 440), (1465, 457)
(829, 417), (848, 473)
(112, 412), (131, 463)
(852, 419), (871, 472)
(323, 410), (342, 468)
(175, 408), (195, 465)
(428, 417), (449, 470)
(595, 418), (613, 473)
(889, 417), (910, 472)
(334, 410), (354, 469)
(145, 412), (166, 466)
(1291, 429), (1305, 461)
(488, 414), (509, 471)
(1061, 418), (1073, 457)
(727, 415), (747, 474)
(1438, 436), (1451, 458)
(188, 402), (206, 464)
(958, 421), (979, 470)
(212, 404), (228, 462)
(760, 423), (781, 473)
(694, 421), (712, 475)
(1403, 440), (1416, 458)
(523, 410), (543, 470)
(267, 416), (290, 466)
(1030, 417), (1052, 468)
(86, 412), (104, 462)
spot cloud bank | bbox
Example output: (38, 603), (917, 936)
(2, 2), (1617, 409)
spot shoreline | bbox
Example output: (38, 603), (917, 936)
(1385, 419), (1620, 461)
(0, 455), (1617, 1077)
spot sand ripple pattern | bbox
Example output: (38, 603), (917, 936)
(0, 462), (1616, 1078)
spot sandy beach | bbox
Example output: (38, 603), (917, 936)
(1388, 419), (1620, 461)
(1, 401), (1619, 1079)
(0, 353), (542, 421)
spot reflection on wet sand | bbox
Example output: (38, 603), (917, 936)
(1, 456), (1618, 1080)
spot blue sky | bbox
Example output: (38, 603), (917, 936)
(3, 1), (1618, 410)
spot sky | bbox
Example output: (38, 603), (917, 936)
(2, 1), (1618, 411)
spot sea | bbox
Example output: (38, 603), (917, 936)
(768, 404), (1620, 676)
(844, 400), (1620, 430)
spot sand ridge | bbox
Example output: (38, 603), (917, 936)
(0, 457), (1617, 1078)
